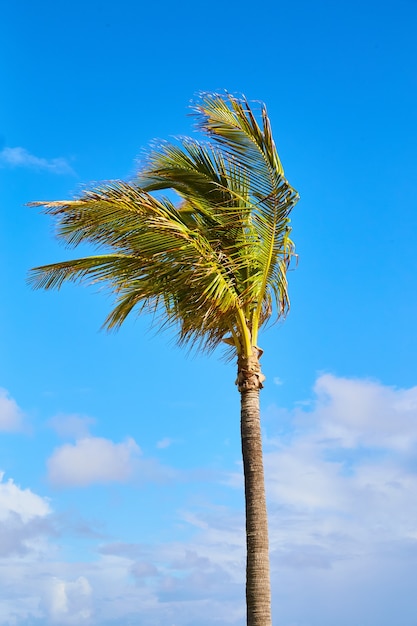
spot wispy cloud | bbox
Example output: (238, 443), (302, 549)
(0, 472), (51, 521)
(47, 413), (97, 439)
(0, 146), (75, 175)
(156, 437), (175, 449)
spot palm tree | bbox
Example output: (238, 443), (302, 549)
(28, 92), (299, 626)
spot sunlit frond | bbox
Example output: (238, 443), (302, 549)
(29, 93), (299, 357)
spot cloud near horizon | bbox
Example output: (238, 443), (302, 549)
(83, 373), (417, 624)
(0, 146), (75, 175)
(2, 374), (417, 625)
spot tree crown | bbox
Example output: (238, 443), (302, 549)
(29, 93), (299, 358)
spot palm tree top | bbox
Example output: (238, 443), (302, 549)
(28, 92), (299, 358)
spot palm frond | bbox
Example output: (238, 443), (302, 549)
(28, 180), (252, 353)
(29, 92), (299, 356)
(190, 94), (298, 342)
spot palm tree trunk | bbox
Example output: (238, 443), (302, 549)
(237, 351), (272, 626)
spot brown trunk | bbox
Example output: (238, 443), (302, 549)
(237, 350), (272, 626)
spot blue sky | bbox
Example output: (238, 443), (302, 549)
(1, 0), (417, 624)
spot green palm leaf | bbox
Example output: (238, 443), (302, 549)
(29, 93), (299, 356)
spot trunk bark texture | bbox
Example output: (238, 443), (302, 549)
(238, 351), (272, 626)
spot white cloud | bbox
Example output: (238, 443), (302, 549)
(0, 146), (74, 175)
(47, 436), (141, 487)
(47, 433), (178, 488)
(0, 472), (52, 558)
(2, 375), (417, 625)
(259, 376), (417, 617)
(0, 388), (25, 432)
(0, 473), (97, 624)
(304, 373), (417, 450)
(260, 375), (417, 523)
(42, 576), (92, 624)
(0, 472), (50, 521)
